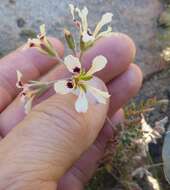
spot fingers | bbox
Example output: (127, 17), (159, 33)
(0, 33), (136, 135)
(0, 37), (64, 112)
(57, 66), (142, 188)
(81, 33), (136, 82)
(57, 109), (124, 190)
(0, 77), (109, 190)
(44, 33), (135, 83)
(108, 64), (143, 116)
(0, 64), (142, 136)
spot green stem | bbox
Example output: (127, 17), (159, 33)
(145, 162), (164, 169)
(55, 55), (64, 64)
(72, 48), (77, 57)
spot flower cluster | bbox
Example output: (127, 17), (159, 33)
(16, 70), (51, 113)
(69, 4), (113, 51)
(54, 55), (110, 112)
(16, 4), (112, 114)
(27, 24), (58, 58)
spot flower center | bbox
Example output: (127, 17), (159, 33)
(73, 67), (81, 73)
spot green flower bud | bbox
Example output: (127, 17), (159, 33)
(64, 29), (75, 50)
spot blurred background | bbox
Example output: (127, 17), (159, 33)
(0, 0), (166, 77)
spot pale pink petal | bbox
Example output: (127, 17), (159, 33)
(69, 4), (75, 20)
(87, 85), (110, 104)
(93, 13), (113, 37)
(75, 6), (88, 32)
(16, 70), (23, 88)
(75, 90), (88, 113)
(64, 55), (81, 73)
(54, 80), (72, 95)
(82, 33), (95, 43)
(86, 55), (107, 76)
(24, 97), (34, 114)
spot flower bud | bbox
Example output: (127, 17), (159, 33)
(64, 29), (75, 50)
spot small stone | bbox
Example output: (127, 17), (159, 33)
(9, 0), (16, 4)
(17, 18), (26, 28)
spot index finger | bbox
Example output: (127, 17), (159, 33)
(0, 37), (64, 112)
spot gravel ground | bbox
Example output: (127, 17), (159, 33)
(0, 0), (165, 77)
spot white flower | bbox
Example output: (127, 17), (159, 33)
(69, 4), (113, 44)
(147, 176), (161, 190)
(26, 24), (58, 57)
(133, 167), (161, 190)
(16, 70), (48, 114)
(141, 114), (162, 144)
(132, 167), (152, 178)
(161, 47), (170, 62)
(54, 55), (110, 113)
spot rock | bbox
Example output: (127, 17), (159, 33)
(17, 18), (26, 28)
(0, 0), (165, 77)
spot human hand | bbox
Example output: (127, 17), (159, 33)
(0, 34), (142, 190)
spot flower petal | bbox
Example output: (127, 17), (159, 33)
(75, 89), (88, 113)
(38, 24), (46, 38)
(82, 33), (95, 43)
(54, 80), (72, 95)
(23, 96), (34, 114)
(86, 55), (107, 76)
(93, 13), (113, 37)
(96, 26), (112, 40)
(76, 7), (88, 32)
(16, 70), (23, 82)
(28, 38), (41, 47)
(64, 55), (81, 73)
(69, 4), (75, 20)
(16, 70), (23, 88)
(87, 85), (110, 104)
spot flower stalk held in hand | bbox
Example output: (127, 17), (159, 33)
(16, 4), (113, 114)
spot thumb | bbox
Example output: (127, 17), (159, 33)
(0, 77), (109, 190)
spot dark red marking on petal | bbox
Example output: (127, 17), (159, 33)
(29, 42), (35, 47)
(87, 29), (93, 36)
(73, 67), (80, 73)
(18, 81), (23, 87)
(22, 92), (26, 96)
(40, 43), (46, 50)
(67, 81), (74, 89)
